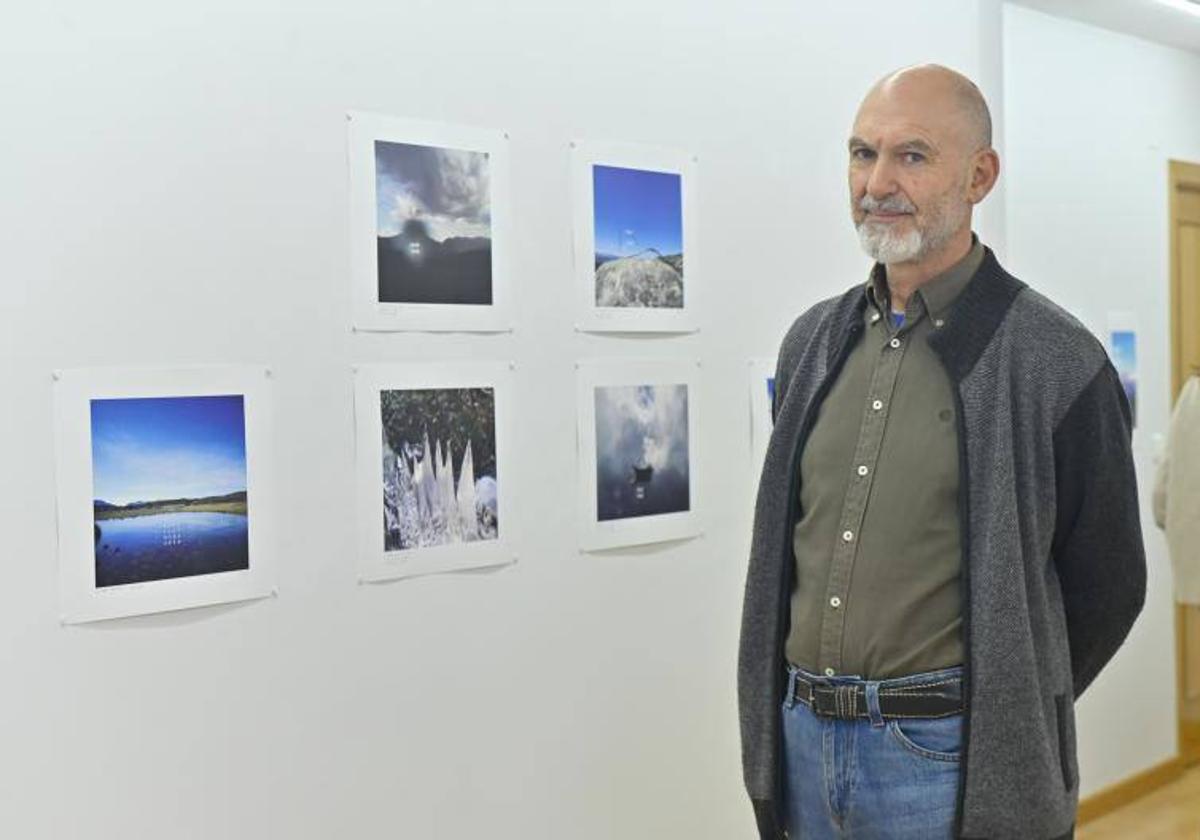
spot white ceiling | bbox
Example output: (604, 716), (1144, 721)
(1008, 0), (1200, 54)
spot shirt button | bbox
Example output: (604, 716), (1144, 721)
(830, 596), (842, 608)
(934, 318), (945, 328)
(824, 667), (836, 677)
(841, 530), (854, 542)
(889, 338), (901, 349)
(856, 465), (869, 477)
(871, 313), (881, 324)
(871, 399), (883, 411)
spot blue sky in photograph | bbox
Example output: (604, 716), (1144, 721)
(90, 395), (247, 505)
(1111, 330), (1137, 374)
(593, 165), (682, 257)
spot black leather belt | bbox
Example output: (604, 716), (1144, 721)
(792, 673), (963, 720)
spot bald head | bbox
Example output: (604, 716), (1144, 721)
(860, 64), (992, 152)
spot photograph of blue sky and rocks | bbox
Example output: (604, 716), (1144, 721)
(90, 395), (250, 588)
(594, 383), (689, 521)
(592, 164), (683, 308)
(381, 387), (498, 551)
(375, 140), (492, 306)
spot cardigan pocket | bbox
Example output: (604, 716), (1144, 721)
(1054, 692), (1077, 791)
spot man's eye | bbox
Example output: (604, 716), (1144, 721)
(903, 152), (925, 164)
(851, 148), (875, 161)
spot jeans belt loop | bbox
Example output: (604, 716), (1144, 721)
(864, 680), (885, 727)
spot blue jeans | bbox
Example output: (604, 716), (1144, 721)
(781, 663), (964, 839)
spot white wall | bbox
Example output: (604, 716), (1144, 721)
(0, 2), (1002, 838)
(1003, 2), (1200, 797)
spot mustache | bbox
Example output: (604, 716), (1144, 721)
(858, 194), (916, 214)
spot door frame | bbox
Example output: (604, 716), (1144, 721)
(1168, 158), (1200, 767)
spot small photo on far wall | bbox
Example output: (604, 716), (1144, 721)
(1110, 329), (1138, 427)
(1106, 311), (1138, 429)
(749, 357), (776, 480)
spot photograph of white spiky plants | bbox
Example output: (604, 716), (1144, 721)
(354, 363), (513, 582)
(381, 387), (498, 551)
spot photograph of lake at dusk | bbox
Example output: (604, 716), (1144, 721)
(90, 395), (250, 588)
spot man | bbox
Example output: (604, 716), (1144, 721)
(738, 65), (1146, 839)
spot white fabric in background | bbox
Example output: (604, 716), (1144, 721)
(1153, 375), (1200, 604)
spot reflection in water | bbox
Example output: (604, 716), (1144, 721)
(94, 511), (249, 588)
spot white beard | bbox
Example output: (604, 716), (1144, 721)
(857, 222), (924, 263)
(855, 188), (968, 265)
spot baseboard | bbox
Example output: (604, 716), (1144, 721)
(1076, 755), (1185, 825)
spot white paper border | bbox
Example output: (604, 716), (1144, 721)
(353, 361), (516, 581)
(52, 365), (278, 624)
(571, 140), (699, 333)
(348, 111), (513, 333)
(576, 358), (702, 551)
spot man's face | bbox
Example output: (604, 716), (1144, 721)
(848, 82), (975, 265)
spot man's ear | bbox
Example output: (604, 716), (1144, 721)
(968, 149), (1000, 204)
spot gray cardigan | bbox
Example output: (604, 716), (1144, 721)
(738, 248), (1146, 839)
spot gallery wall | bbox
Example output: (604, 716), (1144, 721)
(1004, 2), (1200, 796)
(0, 1), (1009, 838)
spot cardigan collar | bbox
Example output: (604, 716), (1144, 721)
(825, 246), (1027, 386)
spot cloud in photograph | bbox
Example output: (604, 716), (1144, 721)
(375, 140), (491, 242)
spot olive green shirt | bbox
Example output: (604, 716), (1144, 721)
(785, 235), (985, 679)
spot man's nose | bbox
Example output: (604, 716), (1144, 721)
(865, 156), (898, 199)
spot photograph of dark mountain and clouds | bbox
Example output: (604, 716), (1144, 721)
(375, 140), (492, 306)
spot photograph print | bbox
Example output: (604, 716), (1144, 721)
(375, 140), (492, 306)
(594, 383), (689, 521)
(1110, 329), (1138, 427)
(577, 359), (701, 551)
(91, 395), (250, 588)
(348, 112), (512, 332)
(354, 362), (513, 582)
(381, 387), (498, 551)
(53, 365), (277, 623)
(571, 140), (698, 332)
(749, 357), (777, 479)
(592, 164), (683, 309)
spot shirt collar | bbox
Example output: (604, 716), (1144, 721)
(865, 233), (985, 324)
